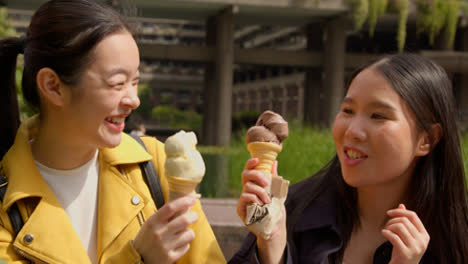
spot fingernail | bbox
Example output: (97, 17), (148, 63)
(188, 211), (199, 222)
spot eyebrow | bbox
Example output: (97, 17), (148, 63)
(106, 68), (140, 79)
(342, 97), (397, 111)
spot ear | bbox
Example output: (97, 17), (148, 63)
(36, 68), (67, 107)
(415, 123), (442, 157)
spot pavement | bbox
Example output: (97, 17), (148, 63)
(200, 198), (249, 260)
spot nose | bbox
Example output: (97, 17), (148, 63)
(122, 84), (140, 110)
(344, 117), (367, 142)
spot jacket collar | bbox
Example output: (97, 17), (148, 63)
(1, 115), (152, 211)
(294, 184), (339, 232)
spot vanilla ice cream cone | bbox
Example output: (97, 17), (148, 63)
(247, 142), (282, 194)
(167, 175), (202, 201)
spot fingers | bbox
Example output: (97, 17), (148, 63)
(382, 204), (430, 261)
(154, 196), (196, 223)
(166, 211), (199, 234)
(170, 228), (196, 250)
(387, 204), (427, 234)
(242, 169), (270, 187)
(244, 158), (259, 170)
(272, 160), (278, 176)
(244, 181), (271, 204)
(237, 192), (259, 220)
(170, 244), (191, 262)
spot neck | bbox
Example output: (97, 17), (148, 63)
(31, 117), (98, 170)
(356, 179), (410, 231)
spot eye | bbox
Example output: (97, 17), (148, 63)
(342, 107), (354, 115)
(371, 113), (386, 119)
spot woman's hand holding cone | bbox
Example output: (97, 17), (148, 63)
(133, 196), (199, 264)
(237, 158), (287, 264)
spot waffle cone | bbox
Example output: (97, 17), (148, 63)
(166, 175), (201, 201)
(247, 142), (282, 174)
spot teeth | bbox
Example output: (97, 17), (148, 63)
(106, 117), (125, 124)
(347, 150), (363, 159)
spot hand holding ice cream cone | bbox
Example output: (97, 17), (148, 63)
(243, 110), (290, 240)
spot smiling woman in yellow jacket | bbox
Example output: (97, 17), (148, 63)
(0, 0), (224, 263)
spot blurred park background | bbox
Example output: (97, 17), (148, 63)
(4, 0), (468, 258)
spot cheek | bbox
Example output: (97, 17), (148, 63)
(332, 115), (346, 145)
(374, 126), (416, 172)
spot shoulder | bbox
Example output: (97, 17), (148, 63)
(285, 174), (339, 232)
(139, 136), (165, 154)
(285, 175), (329, 212)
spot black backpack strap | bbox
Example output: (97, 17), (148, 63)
(128, 134), (165, 209)
(0, 175), (24, 235)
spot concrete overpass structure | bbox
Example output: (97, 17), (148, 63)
(5, 0), (468, 145)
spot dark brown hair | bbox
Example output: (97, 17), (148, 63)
(287, 54), (468, 263)
(0, 0), (133, 158)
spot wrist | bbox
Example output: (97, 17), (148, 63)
(256, 233), (286, 264)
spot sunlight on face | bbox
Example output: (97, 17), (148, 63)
(332, 68), (423, 190)
(61, 31), (140, 149)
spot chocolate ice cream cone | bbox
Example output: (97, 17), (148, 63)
(247, 142), (282, 173)
(247, 141), (282, 194)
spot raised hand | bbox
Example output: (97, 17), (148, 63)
(236, 158), (286, 264)
(382, 204), (430, 264)
(133, 196), (199, 264)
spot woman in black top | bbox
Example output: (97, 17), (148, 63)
(231, 54), (468, 263)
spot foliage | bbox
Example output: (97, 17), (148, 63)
(347, 0), (468, 52)
(389, 0), (409, 53)
(347, 0), (408, 52)
(368, 0), (388, 38)
(0, 8), (15, 36)
(151, 105), (202, 130)
(415, 0), (467, 48)
(134, 83), (153, 118)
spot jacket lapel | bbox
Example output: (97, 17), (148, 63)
(96, 134), (152, 256)
(13, 194), (91, 264)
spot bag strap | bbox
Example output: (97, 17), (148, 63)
(0, 175), (24, 235)
(128, 134), (166, 209)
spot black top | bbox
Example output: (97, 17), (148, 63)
(229, 176), (435, 264)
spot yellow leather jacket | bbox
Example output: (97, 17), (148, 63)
(0, 116), (225, 264)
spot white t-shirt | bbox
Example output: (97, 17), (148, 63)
(35, 151), (99, 264)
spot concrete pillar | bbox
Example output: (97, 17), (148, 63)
(323, 16), (346, 126)
(304, 23), (324, 126)
(202, 7), (235, 146)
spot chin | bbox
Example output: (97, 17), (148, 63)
(100, 133), (122, 149)
(341, 172), (361, 188)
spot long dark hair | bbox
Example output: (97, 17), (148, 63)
(0, 0), (132, 159)
(288, 54), (468, 263)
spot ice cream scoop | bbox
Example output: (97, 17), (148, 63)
(164, 130), (205, 201)
(245, 110), (289, 145)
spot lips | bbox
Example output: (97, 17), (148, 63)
(105, 116), (125, 124)
(104, 114), (128, 132)
(343, 146), (368, 160)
